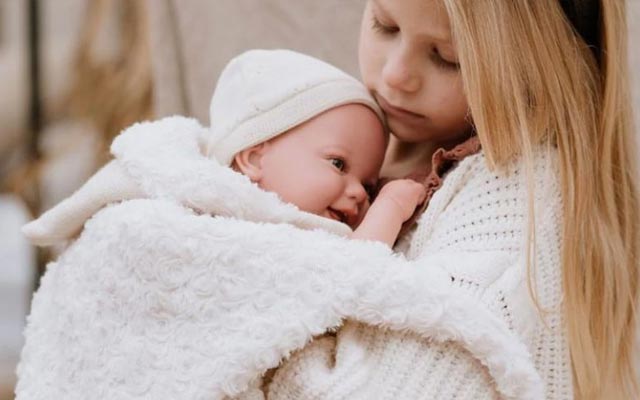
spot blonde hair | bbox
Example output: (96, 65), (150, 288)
(443, 0), (639, 399)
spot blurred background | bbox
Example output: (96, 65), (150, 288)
(0, 1), (638, 399)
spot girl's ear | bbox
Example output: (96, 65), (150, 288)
(232, 143), (269, 182)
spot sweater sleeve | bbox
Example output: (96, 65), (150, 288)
(267, 327), (501, 400)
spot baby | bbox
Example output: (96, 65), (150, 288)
(24, 49), (425, 247)
(16, 50), (446, 400)
(209, 49), (425, 247)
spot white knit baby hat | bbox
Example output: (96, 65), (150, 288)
(207, 49), (385, 165)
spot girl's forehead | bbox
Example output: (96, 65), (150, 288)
(372, 0), (452, 43)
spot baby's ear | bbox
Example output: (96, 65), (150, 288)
(232, 143), (268, 182)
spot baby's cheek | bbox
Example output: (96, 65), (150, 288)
(302, 177), (342, 212)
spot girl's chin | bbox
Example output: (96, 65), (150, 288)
(388, 120), (435, 143)
(389, 119), (470, 146)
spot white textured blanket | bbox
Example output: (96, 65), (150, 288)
(16, 117), (542, 400)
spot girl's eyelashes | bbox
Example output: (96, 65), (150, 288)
(430, 47), (460, 70)
(330, 157), (346, 172)
(371, 13), (458, 71)
(371, 14), (399, 35)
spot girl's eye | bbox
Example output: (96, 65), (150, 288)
(371, 15), (399, 35)
(330, 158), (346, 171)
(430, 48), (460, 71)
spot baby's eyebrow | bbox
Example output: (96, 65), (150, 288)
(321, 144), (350, 155)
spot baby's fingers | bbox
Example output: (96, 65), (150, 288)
(415, 184), (427, 204)
(402, 180), (427, 205)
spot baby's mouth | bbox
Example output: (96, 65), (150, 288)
(327, 208), (348, 225)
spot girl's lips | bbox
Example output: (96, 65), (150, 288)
(375, 94), (425, 122)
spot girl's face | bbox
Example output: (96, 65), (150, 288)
(359, 0), (471, 146)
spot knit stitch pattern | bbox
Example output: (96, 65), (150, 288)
(268, 149), (571, 400)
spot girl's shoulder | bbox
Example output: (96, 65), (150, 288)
(431, 147), (562, 237)
(404, 145), (563, 293)
(454, 146), (560, 196)
(418, 146), (562, 244)
(403, 147), (566, 357)
(399, 146), (562, 256)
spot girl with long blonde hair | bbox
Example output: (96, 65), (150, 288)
(268, 1), (639, 399)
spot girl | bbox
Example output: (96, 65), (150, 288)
(265, 1), (639, 399)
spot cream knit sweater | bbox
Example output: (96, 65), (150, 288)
(266, 149), (572, 400)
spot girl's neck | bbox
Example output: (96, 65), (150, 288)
(381, 135), (471, 179)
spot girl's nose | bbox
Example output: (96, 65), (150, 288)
(382, 45), (421, 93)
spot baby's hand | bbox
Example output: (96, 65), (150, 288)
(373, 179), (427, 222)
(351, 179), (426, 246)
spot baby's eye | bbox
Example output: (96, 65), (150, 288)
(330, 158), (346, 171)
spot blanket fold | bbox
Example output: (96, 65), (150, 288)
(17, 117), (543, 400)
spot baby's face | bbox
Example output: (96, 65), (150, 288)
(253, 104), (386, 228)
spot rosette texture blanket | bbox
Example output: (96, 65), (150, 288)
(16, 117), (542, 400)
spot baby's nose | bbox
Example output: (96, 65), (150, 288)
(346, 180), (369, 204)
